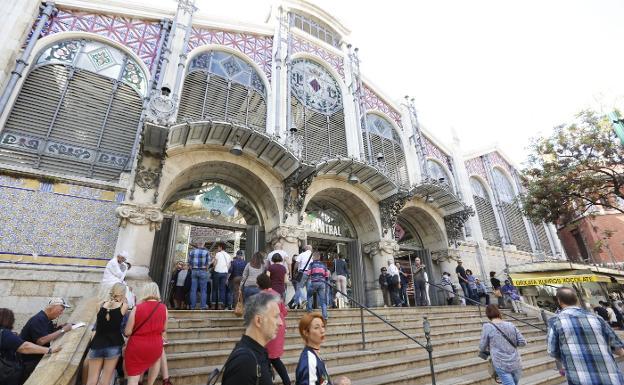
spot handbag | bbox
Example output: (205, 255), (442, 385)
(233, 290), (244, 317)
(294, 253), (314, 283)
(482, 322), (518, 384)
(0, 329), (23, 383)
(494, 289), (502, 298)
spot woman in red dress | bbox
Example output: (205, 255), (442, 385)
(124, 282), (168, 385)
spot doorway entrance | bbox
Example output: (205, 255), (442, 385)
(149, 182), (264, 303)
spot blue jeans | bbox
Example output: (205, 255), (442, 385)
(190, 269), (208, 309)
(495, 367), (521, 385)
(292, 276), (307, 305)
(212, 272), (228, 305)
(307, 281), (327, 319)
(243, 285), (260, 300)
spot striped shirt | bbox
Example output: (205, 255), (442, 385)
(547, 306), (624, 385)
(306, 261), (329, 283)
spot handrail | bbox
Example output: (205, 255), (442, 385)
(321, 280), (437, 385)
(427, 281), (548, 333)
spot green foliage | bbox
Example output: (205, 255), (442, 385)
(520, 110), (624, 225)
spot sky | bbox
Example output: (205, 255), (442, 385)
(156, 0), (624, 166)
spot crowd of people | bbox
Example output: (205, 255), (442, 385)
(3, 242), (624, 385)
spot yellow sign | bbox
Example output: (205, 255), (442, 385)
(513, 275), (608, 287)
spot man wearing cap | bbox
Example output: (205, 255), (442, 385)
(19, 298), (72, 384)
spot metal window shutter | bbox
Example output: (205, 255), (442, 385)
(502, 202), (532, 252)
(534, 222), (552, 255)
(203, 76), (229, 121)
(178, 71), (208, 122)
(394, 142), (408, 188)
(473, 195), (502, 247)
(227, 82), (249, 126)
(0, 65), (141, 181)
(328, 110), (347, 158)
(246, 90), (266, 132)
(303, 110), (329, 162)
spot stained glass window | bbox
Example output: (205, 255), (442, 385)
(363, 113), (408, 187)
(427, 159), (451, 185)
(291, 58), (342, 115)
(188, 51), (266, 97)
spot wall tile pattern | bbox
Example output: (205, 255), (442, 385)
(291, 35), (344, 79)
(362, 84), (403, 129)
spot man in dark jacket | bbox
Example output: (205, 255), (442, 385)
(229, 250), (247, 308)
(378, 267), (391, 307)
(222, 291), (281, 385)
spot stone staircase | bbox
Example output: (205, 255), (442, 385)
(165, 306), (563, 385)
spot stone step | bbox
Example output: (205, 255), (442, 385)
(167, 305), (487, 320)
(435, 356), (558, 385)
(354, 355), (555, 385)
(165, 321), (543, 354)
(166, 343), (552, 385)
(165, 323), (545, 355)
(167, 318), (533, 341)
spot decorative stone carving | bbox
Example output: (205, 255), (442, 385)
(134, 165), (160, 191)
(362, 240), (400, 258)
(379, 191), (412, 236)
(444, 205), (475, 246)
(283, 167), (316, 222)
(144, 90), (177, 126)
(270, 225), (307, 244)
(116, 204), (164, 230)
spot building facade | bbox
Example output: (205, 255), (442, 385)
(0, 0), (565, 309)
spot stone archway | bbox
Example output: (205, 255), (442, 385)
(303, 177), (383, 304)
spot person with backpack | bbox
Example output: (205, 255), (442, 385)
(478, 304), (527, 385)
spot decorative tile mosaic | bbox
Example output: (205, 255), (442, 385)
(465, 157), (487, 181)
(0, 185), (119, 261)
(489, 151), (514, 176)
(188, 27), (273, 80)
(40, 9), (165, 73)
(423, 136), (451, 168)
(291, 35), (344, 79)
(362, 84), (402, 129)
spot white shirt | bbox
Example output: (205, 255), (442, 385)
(296, 250), (312, 271)
(213, 250), (231, 273)
(607, 306), (617, 323)
(102, 257), (126, 285)
(387, 263), (399, 277)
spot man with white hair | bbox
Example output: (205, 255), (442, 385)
(288, 245), (313, 309)
(20, 297), (73, 383)
(102, 250), (134, 307)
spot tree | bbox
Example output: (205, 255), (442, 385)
(520, 110), (624, 225)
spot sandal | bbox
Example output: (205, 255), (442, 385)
(162, 378), (173, 385)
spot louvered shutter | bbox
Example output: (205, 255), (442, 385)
(0, 64), (142, 181)
(473, 195), (502, 247)
(502, 202), (532, 252)
(534, 222), (552, 255)
(177, 71), (207, 121)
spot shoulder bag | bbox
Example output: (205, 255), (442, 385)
(294, 253), (314, 284)
(0, 329), (23, 383)
(484, 322), (518, 384)
(127, 301), (161, 336)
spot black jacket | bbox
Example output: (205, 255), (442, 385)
(222, 335), (272, 385)
(170, 269), (192, 291)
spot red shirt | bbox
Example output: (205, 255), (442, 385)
(268, 263), (287, 294)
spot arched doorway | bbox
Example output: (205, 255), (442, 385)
(303, 183), (381, 305)
(395, 204), (447, 305)
(150, 152), (282, 302)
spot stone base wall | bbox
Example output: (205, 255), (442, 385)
(0, 264), (103, 329)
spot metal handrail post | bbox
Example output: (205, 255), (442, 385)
(360, 306), (366, 350)
(423, 316), (437, 385)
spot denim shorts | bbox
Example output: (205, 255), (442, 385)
(88, 345), (122, 359)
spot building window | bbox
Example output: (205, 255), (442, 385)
(177, 51), (267, 132)
(0, 39), (147, 181)
(427, 159), (453, 191)
(363, 114), (408, 187)
(470, 177), (501, 247)
(290, 58), (346, 163)
(492, 168), (532, 252)
(291, 13), (340, 47)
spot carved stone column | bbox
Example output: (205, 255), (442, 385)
(114, 203), (164, 278)
(269, 225), (306, 262)
(363, 239), (400, 307)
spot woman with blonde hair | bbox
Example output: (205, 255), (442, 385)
(295, 312), (332, 385)
(124, 282), (168, 385)
(86, 282), (128, 385)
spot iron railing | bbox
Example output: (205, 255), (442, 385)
(427, 281), (548, 333)
(322, 281), (437, 385)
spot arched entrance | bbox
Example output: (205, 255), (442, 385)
(303, 182), (381, 305)
(395, 203), (447, 305)
(150, 152), (283, 302)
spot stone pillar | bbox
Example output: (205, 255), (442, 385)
(114, 203), (164, 278)
(269, 225), (306, 262)
(363, 240), (400, 307)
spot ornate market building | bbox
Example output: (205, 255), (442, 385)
(0, 0), (565, 323)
